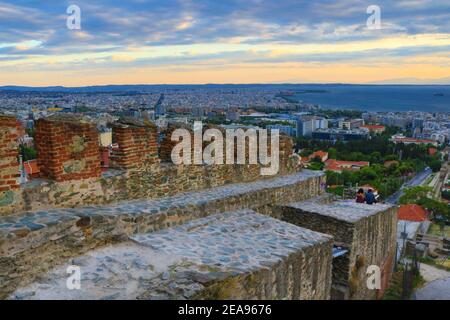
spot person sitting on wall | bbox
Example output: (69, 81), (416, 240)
(365, 189), (376, 205)
(356, 188), (365, 203)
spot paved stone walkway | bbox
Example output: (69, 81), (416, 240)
(0, 170), (322, 241)
(10, 210), (332, 300)
(287, 198), (394, 222)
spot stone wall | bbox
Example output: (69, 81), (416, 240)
(350, 208), (397, 300)
(0, 116), (20, 195)
(0, 115), (301, 216)
(276, 200), (397, 300)
(35, 115), (101, 182)
(0, 171), (325, 298)
(110, 118), (159, 169)
(0, 154), (301, 216)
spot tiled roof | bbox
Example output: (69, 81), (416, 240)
(398, 204), (429, 222)
(24, 160), (39, 175)
(361, 125), (385, 130)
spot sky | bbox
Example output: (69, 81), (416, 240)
(0, 0), (449, 86)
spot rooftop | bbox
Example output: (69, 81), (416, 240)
(398, 204), (429, 222)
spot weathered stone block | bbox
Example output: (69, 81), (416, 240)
(278, 197), (397, 300)
(10, 210), (333, 300)
(35, 115), (101, 182)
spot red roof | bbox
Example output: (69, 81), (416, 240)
(324, 159), (369, 172)
(428, 147), (438, 155)
(394, 137), (436, 144)
(398, 205), (429, 222)
(304, 150), (328, 163)
(312, 150), (328, 158)
(361, 125), (385, 130)
(24, 160), (39, 176)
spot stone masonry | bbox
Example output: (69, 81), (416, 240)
(0, 114), (398, 300)
(278, 197), (397, 300)
(0, 115), (20, 194)
(11, 211), (333, 300)
(0, 170), (325, 298)
(110, 118), (159, 169)
(35, 115), (101, 182)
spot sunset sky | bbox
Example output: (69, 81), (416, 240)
(1, 0), (450, 86)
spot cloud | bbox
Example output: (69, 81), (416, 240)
(0, 0), (449, 84)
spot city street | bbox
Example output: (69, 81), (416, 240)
(386, 168), (433, 204)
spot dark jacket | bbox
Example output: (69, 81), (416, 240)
(365, 192), (376, 205)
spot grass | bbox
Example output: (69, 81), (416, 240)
(383, 266), (425, 300)
(419, 256), (450, 272)
(326, 186), (344, 197)
(427, 224), (450, 238)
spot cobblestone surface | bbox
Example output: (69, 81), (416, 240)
(0, 170), (325, 298)
(287, 198), (394, 222)
(10, 210), (332, 300)
(0, 170), (323, 244)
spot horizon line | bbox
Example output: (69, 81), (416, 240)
(1, 82), (450, 89)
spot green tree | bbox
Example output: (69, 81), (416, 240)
(20, 146), (37, 161)
(399, 186), (433, 205)
(429, 159), (442, 172)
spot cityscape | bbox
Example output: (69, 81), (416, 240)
(0, 0), (449, 308)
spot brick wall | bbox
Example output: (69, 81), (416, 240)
(110, 118), (159, 169)
(35, 115), (101, 182)
(0, 115), (20, 192)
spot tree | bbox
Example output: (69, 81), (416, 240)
(416, 198), (449, 221)
(326, 171), (341, 186)
(20, 146), (37, 161)
(429, 159), (442, 172)
(399, 186), (432, 205)
(328, 147), (337, 160)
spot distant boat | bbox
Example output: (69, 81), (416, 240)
(433, 93), (444, 97)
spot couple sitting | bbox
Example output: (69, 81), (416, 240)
(356, 188), (376, 205)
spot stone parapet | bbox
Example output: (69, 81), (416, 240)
(110, 118), (159, 169)
(35, 115), (101, 182)
(278, 198), (397, 300)
(10, 211), (333, 300)
(0, 115), (20, 193)
(0, 170), (325, 298)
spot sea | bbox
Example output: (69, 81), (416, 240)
(289, 85), (450, 113)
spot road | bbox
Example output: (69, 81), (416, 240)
(414, 263), (450, 300)
(386, 168), (433, 204)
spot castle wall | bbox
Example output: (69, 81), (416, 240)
(35, 116), (101, 182)
(110, 119), (159, 169)
(277, 201), (397, 300)
(0, 116), (20, 193)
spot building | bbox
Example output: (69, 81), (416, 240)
(324, 159), (370, 173)
(312, 128), (369, 141)
(361, 124), (386, 134)
(304, 151), (329, 163)
(315, 118), (329, 130)
(23, 159), (40, 179)
(99, 131), (113, 147)
(267, 124), (296, 137)
(297, 116), (315, 137)
(226, 110), (240, 122)
(391, 135), (439, 147)
(339, 119), (364, 130)
(398, 205), (429, 222)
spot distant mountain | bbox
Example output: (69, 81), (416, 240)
(1, 83), (450, 93)
(0, 84), (304, 93)
(369, 76), (450, 85)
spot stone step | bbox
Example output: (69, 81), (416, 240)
(0, 170), (325, 298)
(10, 210), (333, 300)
